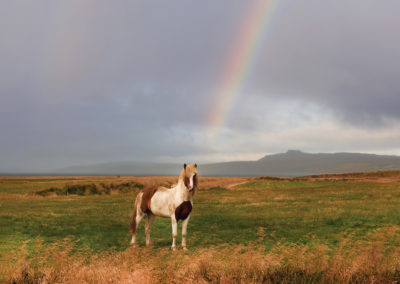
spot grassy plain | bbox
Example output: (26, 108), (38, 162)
(1, 172), (400, 283)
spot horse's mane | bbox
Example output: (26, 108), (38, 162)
(179, 164), (198, 195)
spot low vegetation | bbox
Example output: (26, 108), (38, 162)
(35, 181), (144, 196)
(1, 172), (400, 283)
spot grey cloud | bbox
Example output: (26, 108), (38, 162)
(244, 0), (400, 126)
(0, 0), (399, 171)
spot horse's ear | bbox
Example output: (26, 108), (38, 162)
(183, 163), (187, 169)
(195, 163), (197, 168)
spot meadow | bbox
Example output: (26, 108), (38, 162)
(1, 172), (400, 283)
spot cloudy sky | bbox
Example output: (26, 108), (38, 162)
(1, 0), (400, 172)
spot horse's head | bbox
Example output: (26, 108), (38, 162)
(180, 163), (198, 192)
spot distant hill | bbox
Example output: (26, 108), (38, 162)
(50, 150), (400, 177)
(200, 150), (400, 176)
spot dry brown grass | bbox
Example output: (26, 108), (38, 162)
(112, 176), (253, 190)
(260, 170), (400, 183)
(1, 170), (399, 188)
(0, 176), (252, 200)
(0, 176), (251, 187)
(304, 170), (400, 183)
(3, 227), (400, 284)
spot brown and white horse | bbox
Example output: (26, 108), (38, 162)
(129, 163), (198, 250)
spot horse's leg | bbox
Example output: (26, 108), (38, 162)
(130, 210), (145, 246)
(145, 213), (155, 246)
(181, 215), (190, 250)
(171, 215), (178, 251)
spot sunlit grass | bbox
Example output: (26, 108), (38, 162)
(1, 177), (400, 252)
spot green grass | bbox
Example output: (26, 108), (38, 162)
(0, 182), (60, 194)
(1, 177), (400, 256)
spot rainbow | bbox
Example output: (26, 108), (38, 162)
(207, 0), (281, 133)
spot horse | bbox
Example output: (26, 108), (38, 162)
(129, 163), (198, 250)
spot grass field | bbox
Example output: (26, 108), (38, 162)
(1, 172), (400, 283)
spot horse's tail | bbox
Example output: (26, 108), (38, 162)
(129, 198), (138, 235)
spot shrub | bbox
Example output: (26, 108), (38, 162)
(35, 187), (66, 196)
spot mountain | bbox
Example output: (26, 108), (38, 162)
(200, 150), (400, 176)
(50, 150), (400, 177)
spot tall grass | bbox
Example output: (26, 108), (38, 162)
(2, 227), (400, 283)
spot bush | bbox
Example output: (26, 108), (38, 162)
(35, 187), (66, 196)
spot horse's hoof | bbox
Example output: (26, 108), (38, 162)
(182, 247), (188, 251)
(171, 246), (176, 251)
(130, 243), (138, 248)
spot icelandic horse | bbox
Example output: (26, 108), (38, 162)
(129, 163), (198, 250)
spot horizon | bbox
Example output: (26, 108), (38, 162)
(2, 149), (400, 175)
(1, 1), (400, 172)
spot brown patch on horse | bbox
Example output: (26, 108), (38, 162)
(140, 185), (159, 214)
(175, 201), (192, 221)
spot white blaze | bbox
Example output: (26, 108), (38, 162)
(189, 175), (194, 190)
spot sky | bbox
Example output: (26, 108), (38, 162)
(1, 0), (400, 172)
